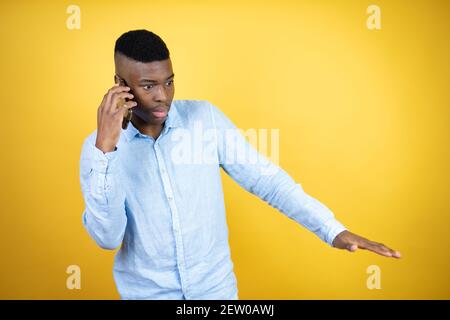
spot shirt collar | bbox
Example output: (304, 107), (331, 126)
(123, 101), (183, 142)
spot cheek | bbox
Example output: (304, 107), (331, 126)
(132, 93), (150, 107)
(133, 90), (150, 101)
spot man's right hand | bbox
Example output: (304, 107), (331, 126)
(95, 83), (137, 153)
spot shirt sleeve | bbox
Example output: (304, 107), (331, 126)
(79, 135), (127, 250)
(208, 102), (347, 246)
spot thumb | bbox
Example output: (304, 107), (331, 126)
(347, 244), (358, 252)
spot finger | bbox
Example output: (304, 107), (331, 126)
(108, 92), (135, 113)
(111, 91), (134, 103)
(362, 241), (395, 258)
(114, 100), (137, 116)
(110, 83), (129, 93)
(346, 243), (358, 252)
(105, 85), (131, 110)
(113, 97), (137, 119)
(380, 245), (401, 258)
(98, 93), (107, 115)
(115, 97), (137, 113)
(107, 85), (130, 101)
(372, 242), (402, 259)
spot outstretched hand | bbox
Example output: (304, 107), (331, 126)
(332, 230), (401, 258)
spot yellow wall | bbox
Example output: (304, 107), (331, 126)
(0, 0), (449, 299)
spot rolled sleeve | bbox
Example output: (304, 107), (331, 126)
(92, 146), (119, 174)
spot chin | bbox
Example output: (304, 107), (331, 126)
(152, 116), (167, 122)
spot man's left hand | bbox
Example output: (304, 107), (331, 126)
(332, 230), (401, 258)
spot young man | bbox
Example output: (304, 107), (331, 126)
(79, 29), (401, 300)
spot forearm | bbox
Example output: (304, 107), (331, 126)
(80, 142), (127, 250)
(247, 162), (347, 246)
(209, 101), (347, 245)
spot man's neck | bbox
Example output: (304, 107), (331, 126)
(131, 114), (164, 140)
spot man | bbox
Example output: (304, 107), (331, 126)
(79, 29), (401, 300)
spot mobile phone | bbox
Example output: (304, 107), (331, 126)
(115, 75), (133, 129)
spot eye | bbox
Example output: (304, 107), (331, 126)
(165, 80), (174, 87)
(143, 84), (154, 90)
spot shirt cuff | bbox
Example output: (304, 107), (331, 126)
(92, 146), (119, 174)
(322, 219), (348, 247)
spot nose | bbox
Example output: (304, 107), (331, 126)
(154, 84), (168, 103)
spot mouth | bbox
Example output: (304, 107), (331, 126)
(150, 106), (168, 118)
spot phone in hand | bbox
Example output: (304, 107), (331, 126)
(114, 75), (133, 129)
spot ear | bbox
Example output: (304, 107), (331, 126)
(115, 74), (128, 86)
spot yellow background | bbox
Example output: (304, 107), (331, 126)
(0, 0), (449, 299)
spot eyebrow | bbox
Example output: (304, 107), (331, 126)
(139, 73), (175, 83)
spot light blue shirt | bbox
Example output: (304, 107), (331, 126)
(79, 99), (347, 300)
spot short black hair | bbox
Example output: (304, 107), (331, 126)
(114, 29), (170, 63)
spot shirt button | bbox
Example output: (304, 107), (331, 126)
(167, 196), (173, 201)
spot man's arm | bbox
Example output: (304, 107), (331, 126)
(208, 102), (401, 258)
(79, 135), (127, 250)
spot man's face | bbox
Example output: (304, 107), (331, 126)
(114, 52), (175, 125)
